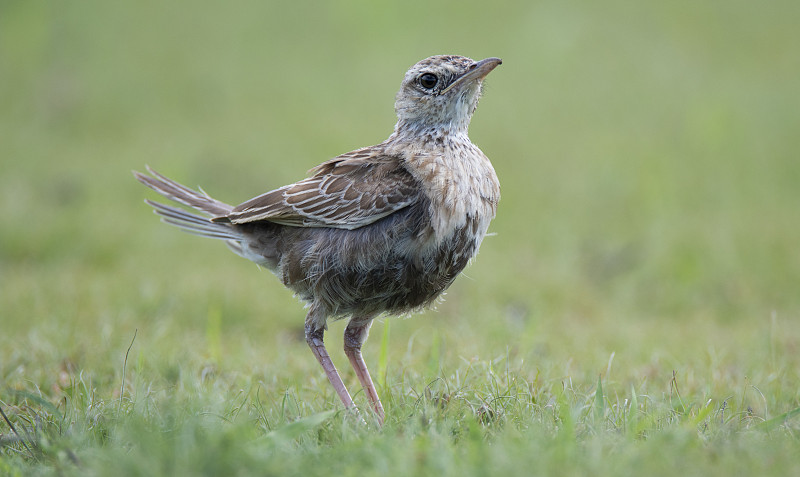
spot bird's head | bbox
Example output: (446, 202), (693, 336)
(393, 55), (502, 139)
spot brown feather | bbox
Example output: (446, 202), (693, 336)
(222, 154), (419, 230)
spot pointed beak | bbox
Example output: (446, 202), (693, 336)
(441, 57), (502, 94)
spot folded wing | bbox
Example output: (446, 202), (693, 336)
(217, 150), (419, 230)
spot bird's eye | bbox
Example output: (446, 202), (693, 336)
(418, 73), (438, 89)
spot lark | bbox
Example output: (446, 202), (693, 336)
(135, 55), (502, 425)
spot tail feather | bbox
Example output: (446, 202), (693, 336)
(134, 165), (232, 217)
(146, 200), (241, 240)
(134, 167), (241, 243)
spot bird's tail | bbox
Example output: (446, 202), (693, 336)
(134, 166), (244, 248)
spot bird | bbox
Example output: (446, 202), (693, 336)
(134, 55), (502, 425)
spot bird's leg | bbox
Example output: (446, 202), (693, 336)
(304, 315), (356, 412)
(343, 319), (385, 425)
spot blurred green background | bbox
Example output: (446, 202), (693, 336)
(3, 0), (800, 378)
(1, 0), (800, 471)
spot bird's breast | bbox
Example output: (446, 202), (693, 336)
(401, 141), (500, 247)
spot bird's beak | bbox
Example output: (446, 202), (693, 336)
(441, 57), (503, 94)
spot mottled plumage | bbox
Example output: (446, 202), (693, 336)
(135, 55), (502, 425)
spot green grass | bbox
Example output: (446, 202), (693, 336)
(2, 0), (800, 475)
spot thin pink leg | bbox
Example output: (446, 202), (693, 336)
(305, 320), (356, 411)
(344, 320), (385, 425)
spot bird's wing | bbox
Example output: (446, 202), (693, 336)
(220, 149), (419, 229)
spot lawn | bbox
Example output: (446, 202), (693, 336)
(2, 0), (799, 475)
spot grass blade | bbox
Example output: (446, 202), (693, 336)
(758, 407), (800, 432)
(628, 384), (639, 435)
(594, 375), (605, 427)
(378, 320), (390, 389)
(261, 410), (336, 444)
